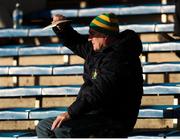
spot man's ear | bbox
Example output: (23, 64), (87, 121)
(105, 36), (111, 43)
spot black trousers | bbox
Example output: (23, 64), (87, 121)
(36, 114), (129, 138)
(174, 0), (180, 36)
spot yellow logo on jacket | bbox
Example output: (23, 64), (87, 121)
(92, 69), (98, 79)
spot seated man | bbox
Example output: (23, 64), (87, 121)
(36, 13), (143, 138)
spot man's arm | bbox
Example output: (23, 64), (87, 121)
(52, 15), (91, 59)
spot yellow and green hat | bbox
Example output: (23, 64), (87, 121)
(89, 13), (119, 35)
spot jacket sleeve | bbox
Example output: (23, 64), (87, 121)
(68, 53), (124, 118)
(53, 25), (91, 59)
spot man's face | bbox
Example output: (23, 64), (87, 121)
(88, 29), (108, 52)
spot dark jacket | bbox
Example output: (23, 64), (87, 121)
(53, 25), (143, 131)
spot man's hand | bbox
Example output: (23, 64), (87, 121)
(52, 14), (66, 24)
(51, 14), (69, 31)
(51, 112), (71, 131)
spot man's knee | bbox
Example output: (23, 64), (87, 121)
(35, 120), (45, 136)
(36, 119), (52, 137)
(36, 120), (71, 138)
(54, 126), (71, 138)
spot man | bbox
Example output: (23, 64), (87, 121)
(36, 13), (143, 138)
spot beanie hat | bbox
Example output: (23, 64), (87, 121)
(89, 13), (119, 35)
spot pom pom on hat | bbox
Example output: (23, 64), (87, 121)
(89, 13), (119, 35)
